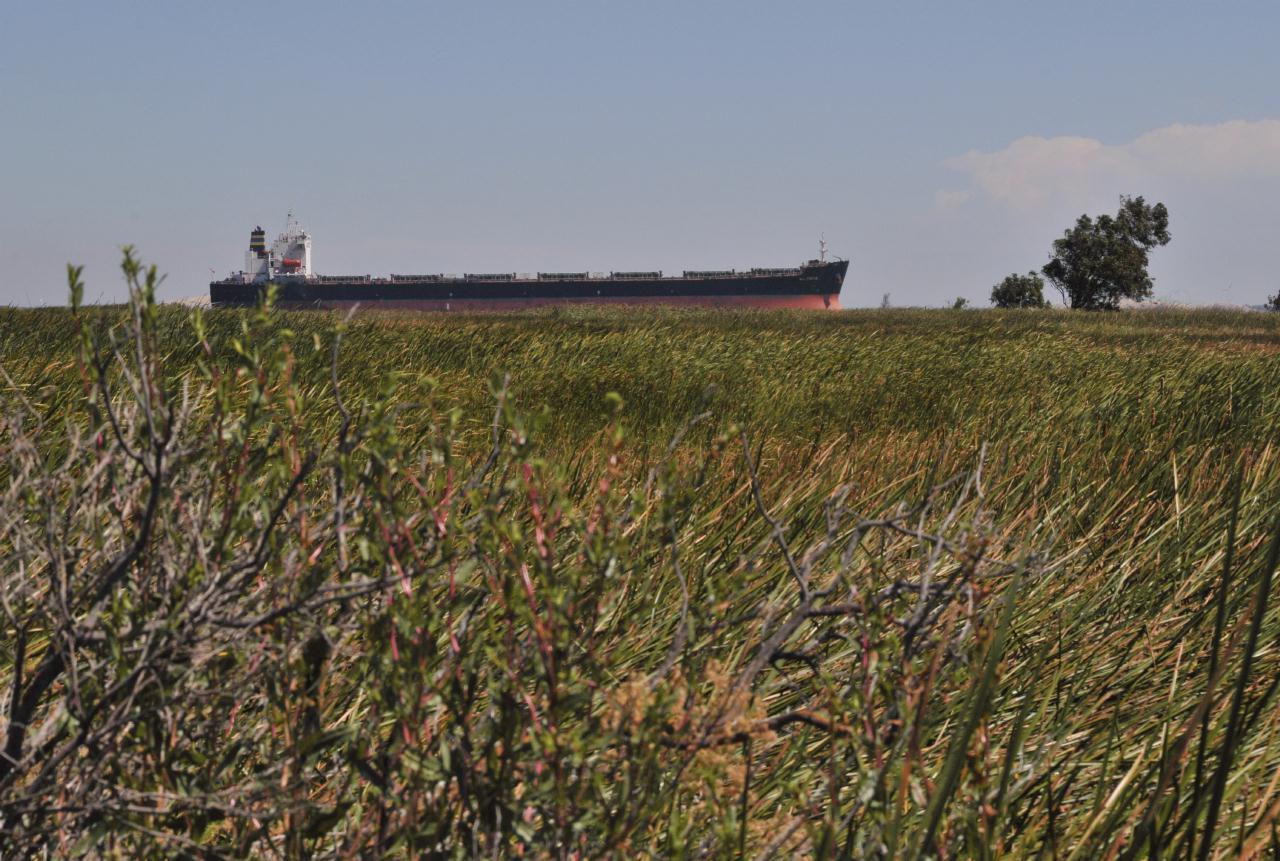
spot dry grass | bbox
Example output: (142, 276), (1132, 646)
(4, 288), (1280, 857)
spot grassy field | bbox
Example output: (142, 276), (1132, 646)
(4, 282), (1280, 857)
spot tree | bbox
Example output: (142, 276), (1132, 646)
(1267, 290), (1280, 312)
(1041, 196), (1171, 310)
(951, 296), (970, 310)
(990, 272), (1049, 308)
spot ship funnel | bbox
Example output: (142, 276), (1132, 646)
(249, 227), (267, 254)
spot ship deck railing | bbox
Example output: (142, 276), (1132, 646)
(225, 266), (820, 286)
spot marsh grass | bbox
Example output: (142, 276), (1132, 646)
(3, 276), (1280, 857)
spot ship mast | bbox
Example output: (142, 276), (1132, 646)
(819, 233), (827, 263)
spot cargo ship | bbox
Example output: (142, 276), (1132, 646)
(209, 215), (848, 311)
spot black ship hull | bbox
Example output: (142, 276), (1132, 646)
(210, 260), (848, 311)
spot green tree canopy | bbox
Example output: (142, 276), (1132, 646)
(990, 272), (1048, 308)
(1042, 196), (1170, 310)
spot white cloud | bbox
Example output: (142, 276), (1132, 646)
(1129, 120), (1280, 177)
(940, 119), (1280, 209)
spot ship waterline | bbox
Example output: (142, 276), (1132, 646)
(246, 294), (840, 313)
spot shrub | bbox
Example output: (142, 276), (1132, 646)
(990, 271), (1049, 308)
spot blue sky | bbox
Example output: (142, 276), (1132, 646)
(2, 1), (1278, 306)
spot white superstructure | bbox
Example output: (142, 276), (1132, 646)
(237, 212), (312, 282)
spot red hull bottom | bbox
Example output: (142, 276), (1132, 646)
(280, 294), (840, 313)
